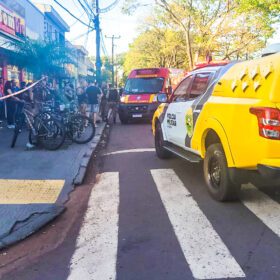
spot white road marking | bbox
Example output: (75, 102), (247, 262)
(151, 169), (245, 280)
(241, 183), (280, 237)
(105, 148), (155, 156)
(67, 172), (119, 280)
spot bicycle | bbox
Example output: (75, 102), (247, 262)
(43, 101), (96, 144)
(107, 101), (118, 125)
(11, 102), (66, 151)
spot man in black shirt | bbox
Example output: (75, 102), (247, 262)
(107, 88), (120, 124)
(86, 82), (102, 126)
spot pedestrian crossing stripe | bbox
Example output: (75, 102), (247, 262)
(0, 179), (65, 204)
(241, 183), (280, 238)
(151, 169), (245, 279)
(67, 170), (280, 280)
(68, 172), (119, 280)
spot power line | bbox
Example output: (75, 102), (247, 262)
(105, 34), (121, 87)
(70, 10), (86, 27)
(80, 0), (95, 15)
(53, 0), (92, 28)
(70, 0), (85, 14)
(77, 0), (93, 19)
(69, 27), (94, 42)
(84, 23), (92, 48)
(100, 31), (109, 57)
(99, 0), (121, 13)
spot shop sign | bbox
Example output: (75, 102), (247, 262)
(0, 4), (25, 37)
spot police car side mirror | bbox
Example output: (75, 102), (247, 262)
(157, 93), (168, 103)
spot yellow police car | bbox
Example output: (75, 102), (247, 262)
(152, 53), (280, 202)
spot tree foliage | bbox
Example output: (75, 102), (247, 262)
(123, 0), (280, 70)
(124, 20), (188, 75)
(10, 38), (74, 79)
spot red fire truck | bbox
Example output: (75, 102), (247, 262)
(119, 68), (184, 124)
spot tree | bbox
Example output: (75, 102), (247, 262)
(123, 0), (279, 69)
(10, 39), (74, 79)
(124, 13), (189, 74)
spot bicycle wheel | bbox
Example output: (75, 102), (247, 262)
(38, 118), (66, 150)
(70, 115), (95, 144)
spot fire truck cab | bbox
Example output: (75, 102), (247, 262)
(119, 68), (182, 124)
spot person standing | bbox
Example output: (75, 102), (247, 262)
(4, 81), (16, 128)
(77, 85), (87, 116)
(86, 82), (102, 127)
(99, 83), (109, 121)
(0, 79), (5, 128)
(107, 88), (120, 124)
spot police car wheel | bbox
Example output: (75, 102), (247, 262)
(204, 143), (240, 202)
(155, 121), (172, 159)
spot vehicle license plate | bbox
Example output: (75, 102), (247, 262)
(132, 114), (142, 118)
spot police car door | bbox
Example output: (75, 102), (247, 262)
(163, 75), (193, 145)
(176, 72), (214, 148)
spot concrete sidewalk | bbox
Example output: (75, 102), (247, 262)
(0, 123), (105, 248)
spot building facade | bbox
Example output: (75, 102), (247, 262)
(0, 0), (45, 84)
(34, 3), (69, 44)
(0, 0), (94, 87)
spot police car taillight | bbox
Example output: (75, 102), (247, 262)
(250, 107), (280, 140)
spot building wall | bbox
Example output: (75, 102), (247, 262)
(20, 0), (44, 39)
(0, 0), (44, 40)
(44, 16), (65, 43)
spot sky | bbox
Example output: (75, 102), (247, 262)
(32, 0), (153, 56)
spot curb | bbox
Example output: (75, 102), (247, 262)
(73, 123), (106, 185)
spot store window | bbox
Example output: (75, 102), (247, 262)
(23, 70), (33, 83)
(7, 65), (19, 82)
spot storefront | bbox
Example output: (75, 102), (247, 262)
(0, 1), (26, 84)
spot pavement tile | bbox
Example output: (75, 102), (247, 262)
(0, 180), (65, 204)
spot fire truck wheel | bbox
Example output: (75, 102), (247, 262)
(155, 121), (172, 159)
(119, 115), (129, 124)
(204, 143), (241, 202)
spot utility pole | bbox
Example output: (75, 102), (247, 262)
(94, 0), (102, 86)
(106, 35), (120, 87)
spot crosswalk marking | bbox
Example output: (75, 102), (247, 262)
(105, 148), (155, 156)
(151, 169), (245, 279)
(241, 183), (280, 237)
(67, 172), (119, 280)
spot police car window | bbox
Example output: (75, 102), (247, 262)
(189, 73), (212, 99)
(173, 76), (193, 102)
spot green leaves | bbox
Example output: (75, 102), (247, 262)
(10, 38), (74, 79)
(123, 0), (278, 71)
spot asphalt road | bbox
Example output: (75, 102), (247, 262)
(2, 122), (280, 280)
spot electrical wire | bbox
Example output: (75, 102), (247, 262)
(84, 27), (90, 48)
(69, 27), (95, 42)
(81, 0), (95, 15)
(76, 0), (93, 19)
(70, 0), (85, 14)
(70, 10), (86, 27)
(101, 30), (109, 57)
(99, 0), (121, 13)
(53, 0), (92, 28)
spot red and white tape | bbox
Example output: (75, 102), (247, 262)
(0, 77), (46, 101)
